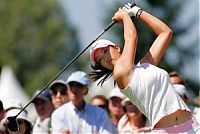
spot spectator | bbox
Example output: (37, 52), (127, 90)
(1, 100), (32, 134)
(169, 71), (196, 111)
(51, 71), (116, 133)
(108, 87), (125, 127)
(118, 97), (150, 133)
(49, 79), (69, 108)
(90, 95), (109, 114)
(0, 100), (5, 133)
(32, 89), (54, 133)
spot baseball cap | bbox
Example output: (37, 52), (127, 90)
(173, 84), (190, 97)
(108, 87), (126, 100)
(32, 89), (51, 102)
(67, 71), (89, 86)
(49, 79), (67, 91)
(90, 39), (116, 66)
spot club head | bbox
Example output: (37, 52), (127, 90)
(6, 116), (19, 132)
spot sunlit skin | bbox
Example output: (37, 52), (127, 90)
(94, 46), (121, 70)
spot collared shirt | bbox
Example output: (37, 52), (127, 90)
(32, 117), (51, 133)
(51, 101), (116, 134)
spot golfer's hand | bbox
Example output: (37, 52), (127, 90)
(123, 3), (143, 18)
(112, 8), (129, 23)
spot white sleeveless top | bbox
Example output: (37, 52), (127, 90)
(120, 63), (190, 128)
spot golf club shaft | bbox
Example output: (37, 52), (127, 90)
(16, 20), (116, 117)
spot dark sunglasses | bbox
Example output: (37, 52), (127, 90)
(52, 89), (67, 96)
(97, 104), (106, 109)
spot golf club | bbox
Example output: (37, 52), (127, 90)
(6, 20), (116, 132)
(6, 3), (136, 132)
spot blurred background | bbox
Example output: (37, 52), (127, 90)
(0, 0), (199, 104)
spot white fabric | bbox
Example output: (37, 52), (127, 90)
(108, 87), (126, 99)
(51, 101), (116, 134)
(32, 117), (51, 133)
(120, 63), (190, 128)
(118, 114), (135, 134)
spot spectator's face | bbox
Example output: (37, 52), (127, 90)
(34, 98), (53, 117)
(51, 85), (68, 108)
(91, 98), (107, 110)
(67, 82), (88, 104)
(109, 97), (124, 117)
(170, 76), (183, 84)
(125, 101), (140, 115)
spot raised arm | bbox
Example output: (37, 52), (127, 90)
(112, 8), (138, 88)
(139, 10), (173, 65)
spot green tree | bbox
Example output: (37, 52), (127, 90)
(0, 0), (84, 95)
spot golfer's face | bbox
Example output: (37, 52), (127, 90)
(95, 47), (113, 70)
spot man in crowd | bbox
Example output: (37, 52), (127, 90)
(51, 71), (116, 133)
(32, 89), (54, 133)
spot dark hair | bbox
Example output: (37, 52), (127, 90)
(89, 63), (114, 86)
(91, 95), (108, 105)
(0, 100), (3, 111)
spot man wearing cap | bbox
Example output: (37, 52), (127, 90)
(32, 89), (54, 133)
(51, 71), (117, 134)
(108, 87), (125, 128)
(49, 79), (69, 109)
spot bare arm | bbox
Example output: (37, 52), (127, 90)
(112, 8), (138, 88)
(139, 11), (173, 66)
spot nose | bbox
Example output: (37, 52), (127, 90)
(56, 92), (61, 97)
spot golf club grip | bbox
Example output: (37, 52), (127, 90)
(15, 20), (116, 117)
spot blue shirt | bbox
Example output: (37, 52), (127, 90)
(51, 101), (116, 134)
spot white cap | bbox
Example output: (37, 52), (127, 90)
(67, 71), (89, 86)
(49, 79), (67, 90)
(108, 87), (126, 99)
(173, 84), (189, 97)
(90, 39), (116, 66)
(4, 109), (32, 124)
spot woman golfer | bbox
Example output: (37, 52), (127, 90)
(89, 3), (200, 133)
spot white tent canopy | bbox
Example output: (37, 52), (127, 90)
(0, 66), (30, 109)
(0, 66), (37, 122)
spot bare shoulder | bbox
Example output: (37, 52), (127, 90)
(113, 60), (133, 89)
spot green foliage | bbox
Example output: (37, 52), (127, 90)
(0, 0), (83, 95)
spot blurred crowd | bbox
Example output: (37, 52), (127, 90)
(0, 70), (199, 134)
